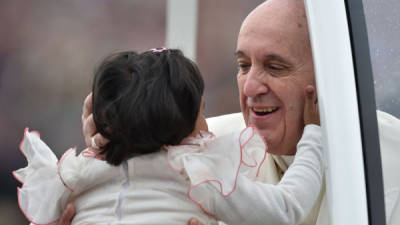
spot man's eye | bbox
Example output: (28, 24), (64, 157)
(238, 63), (250, 72)
(267, 63), (286, 70)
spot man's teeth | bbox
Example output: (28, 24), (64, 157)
(253, 107), (278, 113)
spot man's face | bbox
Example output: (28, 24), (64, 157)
(236, 0), (315, 155)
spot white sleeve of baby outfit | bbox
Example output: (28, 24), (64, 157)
(213, 125), (324, 225)
(13, 128), (90, 225)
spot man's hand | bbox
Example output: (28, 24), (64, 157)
(303, 85), (320, 125)
(188, 218), (204, 225)
(82, 93), (109, 149)
(59, 203), (75, 225)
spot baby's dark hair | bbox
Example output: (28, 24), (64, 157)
(92, 49), (204, 166)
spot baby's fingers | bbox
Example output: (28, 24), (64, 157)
(305, 85), (316, 106)
(304, 85), (320, 125)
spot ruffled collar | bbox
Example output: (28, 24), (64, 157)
(179, 130), (216, 146)
(179, 131), (295, 175)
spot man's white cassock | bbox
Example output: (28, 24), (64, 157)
(207, 110), (400, 225)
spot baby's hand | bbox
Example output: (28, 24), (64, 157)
(304, 85), (320, 125)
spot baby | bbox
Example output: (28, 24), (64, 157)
(15, 48), (323, 225)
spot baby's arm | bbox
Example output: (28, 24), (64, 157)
(213, 86), (322, 225)
(213, 125), (323, 225)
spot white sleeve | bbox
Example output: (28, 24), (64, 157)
(13, 129), (73, 225)
(214, 125), (324, 225)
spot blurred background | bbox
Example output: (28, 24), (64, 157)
(0, 0), (398, 224)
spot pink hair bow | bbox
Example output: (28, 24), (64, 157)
(151, 47), (169, 53)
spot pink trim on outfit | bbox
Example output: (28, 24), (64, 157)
(18, 128), (36, 159)
(12, 170), (23, 184)
(239, 125), (257, 167)
(252, 127), (268, 177)
(166, 130), (217, 174)
(17, 185), (60, 225)
(17, 186), (60, 225)
(13, 128), (78, 225)
(167, 126), (268, 217)
(57, 148), (76, 193)
(166, 146), (184, 174)
(14, 128), (60, 225)
(81, 148), (106, 160)
(180, 130), (216, 145)
(15, 127), (35, 182)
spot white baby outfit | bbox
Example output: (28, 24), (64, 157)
(15, 125), (323, 225)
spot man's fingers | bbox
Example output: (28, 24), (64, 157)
(303, 85), (320, 125)
(82, 93), (93, 122)
(313, 93), (318, 105)
(188, 218), (203, 225)
(59, 203), (75, 225)
(82, 111), (110, 149)
(81, 92), (110, 149)
(93, 133), (110, 149)
(82, 93), (97, 148)
(87, 133), (110, 150)
(83, 114), (97, 147)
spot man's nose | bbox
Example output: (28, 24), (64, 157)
(243, 69), (269, 97)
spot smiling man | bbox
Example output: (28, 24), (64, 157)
(196, 0), (400, 224)
(207, 1), (324, 224)
(235, 0), (315, 156)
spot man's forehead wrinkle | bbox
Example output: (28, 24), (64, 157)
(237, 29), (299, 62)
(237, 0), (311, 64)
(264, 54), (291, 64)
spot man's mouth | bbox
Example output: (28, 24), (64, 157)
(252, 107), (279, 116)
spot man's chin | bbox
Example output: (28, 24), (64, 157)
(267, 148), (295, 155)
(249, 122), (276, 137)
(266, 140), (297, 155)
(253, 130), (293, 155)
